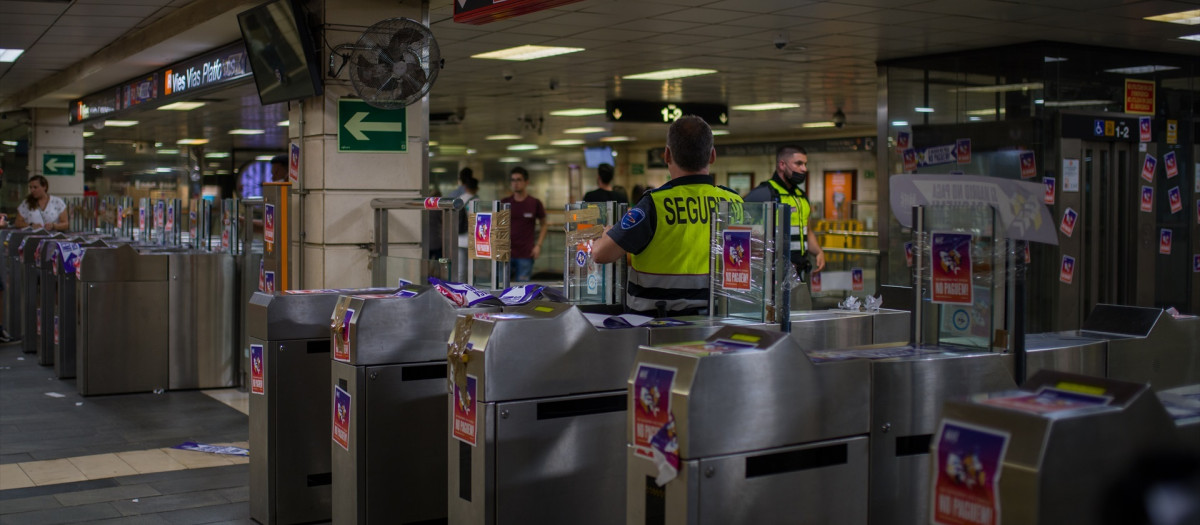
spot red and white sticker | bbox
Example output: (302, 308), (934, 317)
(250, 344), (264, 395)
(1019, 151), (1036, 179)
(1159, 229), (1172, 255)
(1164, 151), (1178, 179)
(1168, 187), (1182, 214)
(956, 138), (971, 165)
(851, 268), (864, 291)
(288, 142), (300, 183)
(896, 131), (910, 150)
(904, 242), (914, 268)
(903, 149), (917, 172)
(453, 374), (478, 447)
(811, 271), (822, 292)
(1043, 177), (1055, 205)
(333, 385), (351, 451)
(1059, 207), (1078, 237)
(1139, 116), (1151, 143)
(1141, 186), (1154, 213)
(423, 197), (440, 210)
(1059, 255), (1075, 284)
(1141, 154), (1157, 182)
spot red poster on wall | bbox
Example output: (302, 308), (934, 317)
(823, 171), (855, 220)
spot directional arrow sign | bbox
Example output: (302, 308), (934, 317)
(43, 153), (76, 175)
(338, 99), (407, 153)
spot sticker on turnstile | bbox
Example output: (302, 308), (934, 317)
(264, 271), (275, 294)
(333, 385), (351, 451)
(633, 364), (675, 460)
(658, 340), (758, 357)
(851, 267), (864, 291)
(334, 308), (354, 362)
(1043, 177), (1055, 205)
(980, 386), (1112, 415)
(36, 308), (41, 336)
(221, 228), (230, 251)
(1058, 207), (1078, 237)
(452, 374), (478, 446)
(54, 316), (58, 345)
(1019, 150), (1036, 179)
(166, 205), (174, 233)
(474, 213), (492, 259)
(1141, 153), (1157, 182)
(189, 211), (197, 240)
(1059, 255), (1075, 284)
(1168, 187), (1182, 214)
(902, 148), (917, 172)
(956, 138), (971, 164)
(289, 142), (300, 183)
(264, 203), (275, 252)
(896, 131), (910, 150)
(1139, 116), (1151, 142)
(1141, 186), (1154, 213)
(1160, 229), (1172, 255)
(721, 227), (751, 291)
(117, 206), (124, 229)
(930, 232), (972, 305)
(904, 242), (914, 267)
(811, 271), (822, 292)
(932, 420), (1009, 525)
(139, 207), (147, 231)
(250, 344), (264, 395)
(1164, 151), (1178, 179)
(155, 202), (164, 232)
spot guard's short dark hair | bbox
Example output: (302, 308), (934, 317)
(459, 167), (474, 184)
(666, 115), (713, 173)
(510, 166), (529, 180)
(776, 145), (808, 164)
(598, 163), (614, 184)
(271, 154), (288, 166)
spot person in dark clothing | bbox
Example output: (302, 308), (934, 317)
(582, 163), (629, 204)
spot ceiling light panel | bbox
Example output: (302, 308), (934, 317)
(565, 127), (607, 134)
(550, 108), (607, 117)
(1144, 9), (1200, 25)
(731, 103), (798, 111)
(471, 45), (584, 61)
(157, 101), (206, 111)
(623, 68), (718, 80)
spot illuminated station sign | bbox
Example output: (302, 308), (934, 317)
(69, 41), (252, 125)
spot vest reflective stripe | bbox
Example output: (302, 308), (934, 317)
(627, 183), (742, 314)
(767, 179), (811, 255)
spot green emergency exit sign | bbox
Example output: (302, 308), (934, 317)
(43, 153), (75, 175)
(338, 99), (407, 153)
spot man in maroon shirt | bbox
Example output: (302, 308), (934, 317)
(501, 166), (548, 281)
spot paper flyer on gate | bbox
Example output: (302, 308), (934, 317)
(930, 232), (972, 305)
(851, 267), (864, 291)
(250, 344), (264, 395)
(1059, 208), (1078, 237)
(1019, 151), (1036, 179)
(1141, 186), (1154, 213)
(1043, 177), (1055, 205)
(333, 385), (351, 451)
(932, 420), (1010, 525)
(721, 227), (751, 291)
(1060, 255), (1076, 284)
(453, 374), (478, 446)
(633, 363), (676, 459)
(1160, 229), (1172, 255)
(1164, 151), (1178, 179)
(1141, 154), (1157, 182)
(474, 212), (492, 258)
(1168, 187), (1182, 214)
(264, 203), (275, 249)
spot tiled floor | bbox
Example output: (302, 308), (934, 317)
(1, 341), (258, 524)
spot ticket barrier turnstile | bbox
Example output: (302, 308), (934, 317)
(4, 228), (43, 341)
(934, 370), (1199, 525)
(788, 308), (910, 350)
(330, 287), (500, 525)
(1079, 304), (1199, 390)
(627, 326), (872, 524)
(76, 244), (170, 395)
(248, 288), (392, 525)
(166, 250), (237, 389)
(35, 237), (76, 366)
(21, 233), (65, 355)
(54, 239), (108, 379)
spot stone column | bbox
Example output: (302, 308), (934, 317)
(29, 108), (85, 198)
(288, 0), (430, 289)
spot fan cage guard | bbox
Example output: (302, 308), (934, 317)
(348, 18), (441, 110)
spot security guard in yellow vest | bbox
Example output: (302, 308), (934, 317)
(745, 145), (826, 308)
(593, 115), (742, 317)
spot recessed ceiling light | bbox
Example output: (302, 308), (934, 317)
(550, 108), (606, 117)
(623, 68), (717, 80)
(1043, 100), (1114, 107)
(82, 132), (94, 138)
(1044, 56), (1069, 63)
(731, 103), (798, 111)
(229, 129), (265, 135)
(216, 170), (230, 175)
(914, 107), (934, 113)
(1034, 99), (1045, 104)
(968, 116), (983, 121)
(255, 155), (274, 161)
(800, 122), (836, 128)
(84, 154), (105, 160)
(0, 49), (24, 62)
(600, 136), (636, 142)
(157, 149), (180, 155)
(157, 101), (206, 111)
(177, 138), (208, 145)
(711, 130), (730, 136)
(466, 148), (477, 155)
(507, 144), (538, 151)
(953, 82), (1044, 93)
(471, 45), (584, 61)
(1103, 65), (1179, 74)
(278, 120), (290, 127)
(104, 120), (138, 127)
(499, 157), (522, 163)
(486, 134), (522, 141)
(1182, 34), (1200, 41)
(550, 139), (584, 146)
(565, 127), (606, 134)
(208, 162), (221, 167)
(156, 167), (173, 173)
(205, 152), (230, 159)
(429, 141), (439, 147)
(1145, 9), (1200, 25)
(964, 108), (1005, 116)
(104, 161), (124, 167)
(2, 140), (18, 146)
(892, 121), (909, 126)
(431, 167), (447, 174)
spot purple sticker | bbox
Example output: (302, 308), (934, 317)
(932, 420), (1010, 525)
(333, 385), (351, 450)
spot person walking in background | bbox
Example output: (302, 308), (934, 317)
(15, 175), (68, 232)
(745, 145), (825, 310)
(582, 163), (629, 204)
(501, 167), (547, 282)
(446, 167), (474, 200)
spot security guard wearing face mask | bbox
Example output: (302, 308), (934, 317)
(745, 145), (825, 309)
(593, 115), (743, 317)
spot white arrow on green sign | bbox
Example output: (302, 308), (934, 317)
(43, 154), (76, 175)
(338, 99), (407, 153)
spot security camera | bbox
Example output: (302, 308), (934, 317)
(503, 69), (514, 82)
(774, 32), (788, 50)
(833, 108), (847, 129)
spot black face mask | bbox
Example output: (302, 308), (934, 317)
(787, 171), (807, 187)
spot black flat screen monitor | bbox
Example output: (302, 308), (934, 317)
(584, 146), (614, 168)
(238, 0), (323, 105)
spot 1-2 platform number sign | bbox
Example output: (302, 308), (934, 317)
(1093, 119), (1131, 139)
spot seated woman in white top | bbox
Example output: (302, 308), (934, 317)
(14, 175), (69, 232)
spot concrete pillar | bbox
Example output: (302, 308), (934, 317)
(288, 0), (429, 289)
(29, 108), (84, 198)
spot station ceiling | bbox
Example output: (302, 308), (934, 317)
(0, 0), (1197, 177)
